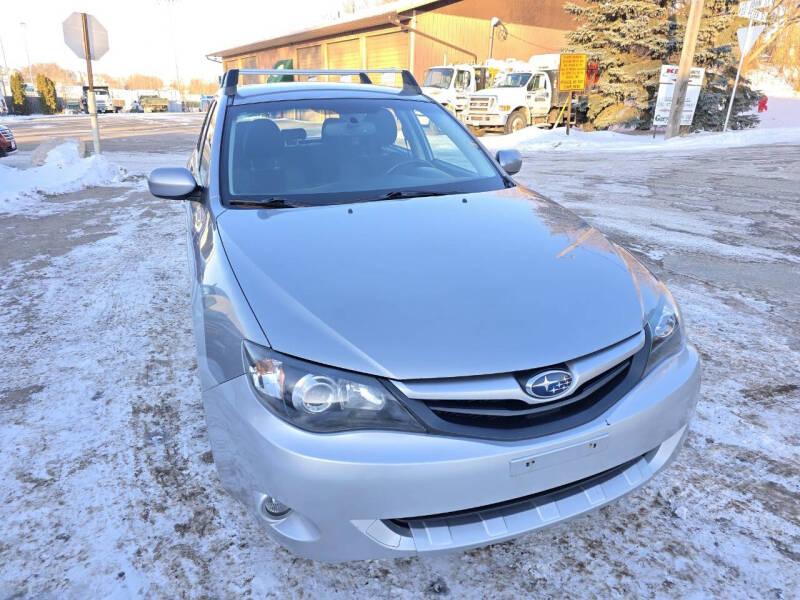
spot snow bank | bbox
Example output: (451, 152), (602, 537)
(0, 141), (127, 214)
(482, 124), (800, 154)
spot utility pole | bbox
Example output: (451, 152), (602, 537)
(161, 0), (184, 110)
(0, 35), (9, 101)
(20, 22), (33, 82)
(81, 13), (101, 154)
(665, 0), (704, 139)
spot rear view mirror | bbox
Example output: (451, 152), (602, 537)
(148, 167), (198, 200)
(496, 149), (522, 175)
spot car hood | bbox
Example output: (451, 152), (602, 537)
(217, 188), (644, 380)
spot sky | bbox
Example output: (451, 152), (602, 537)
(0, 0), (339, 83)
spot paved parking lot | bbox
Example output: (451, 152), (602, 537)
(1, 114), (798, 599)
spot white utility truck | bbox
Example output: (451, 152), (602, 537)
(421, 64), (490, 119)
(464, 54), (578, 134)
(81, 86), (115, 113)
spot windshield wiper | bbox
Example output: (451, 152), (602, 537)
(377, 190), (449, 200)
(230, 197), (300, 209)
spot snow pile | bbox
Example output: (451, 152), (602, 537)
(750, 96), (800, 129)
(0, 141), (128, 214)
(482, 124), (800, 154)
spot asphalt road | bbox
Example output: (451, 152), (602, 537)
(1, 113), (798, 599)
(6, 112), (202, 152)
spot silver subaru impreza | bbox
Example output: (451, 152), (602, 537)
(148, 69), (700, 562)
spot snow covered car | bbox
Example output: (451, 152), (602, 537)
(0, 125), (17, 156)
(147, 69), (700, 562)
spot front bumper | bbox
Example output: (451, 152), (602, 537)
(464, 112), (509, 127)
(203, 344), (700, 562)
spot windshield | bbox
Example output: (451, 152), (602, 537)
(220, 97), (507, 207)
(423, 68), (454, 89)
(494, 73), (532, 88)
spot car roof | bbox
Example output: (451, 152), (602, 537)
(231, 81), (431, 105)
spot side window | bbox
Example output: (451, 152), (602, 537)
(199, 102), (218, 186)
(455, 70), (470, 90)
(197, 100), (215, 151)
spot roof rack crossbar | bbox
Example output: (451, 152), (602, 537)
(220, 68), (422, 96)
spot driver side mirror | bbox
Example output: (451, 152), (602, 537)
(496, 149), (522, 175)
(148, 167), (199, 200)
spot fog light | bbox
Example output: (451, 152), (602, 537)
(261, 494), (291, 518)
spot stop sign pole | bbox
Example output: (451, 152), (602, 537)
(81, 13), (101, 154)
(64, 12), (108, 154)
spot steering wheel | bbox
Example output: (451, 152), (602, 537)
(385, 159), (446, 176)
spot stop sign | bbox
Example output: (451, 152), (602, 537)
(63, 12), (109, 60)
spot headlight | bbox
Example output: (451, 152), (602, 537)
(613, 244), (686, 376)
(644, 284), (685, 375)
(242, 341), (425, 433)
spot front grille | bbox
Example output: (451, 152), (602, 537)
(0, 127), (15, 144)
(425, 359), (631, 429)
(468, 97), (492, 113)
(387, 331), (650, 441)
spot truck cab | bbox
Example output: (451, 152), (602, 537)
(421, 65), (488, 119)
(81, 86), (114, 114)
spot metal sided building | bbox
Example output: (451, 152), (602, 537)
(208, 0), (578, 81)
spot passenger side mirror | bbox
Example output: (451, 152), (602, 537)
(496, 149), (522, 175)
(148, 167), (199, 200)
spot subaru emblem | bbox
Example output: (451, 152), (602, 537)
(524, 369), (573, 401)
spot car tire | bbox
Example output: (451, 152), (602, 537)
(505, 110), (527, 134)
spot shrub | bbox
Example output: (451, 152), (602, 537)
(36, 73), (58, 114)
(10, 72), (29, 115)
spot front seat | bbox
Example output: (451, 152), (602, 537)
(364, 109), (399, 173)
(232, 118), (285, 196)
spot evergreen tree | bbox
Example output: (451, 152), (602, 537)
(565, 0), (678, 129)
(10, 72), (29, 115)
(36, 73), (58, 115)
(565, 0), (758, 130)
(693, 0), (759, 130)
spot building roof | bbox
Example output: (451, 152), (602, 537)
(208, 0), (443, 59)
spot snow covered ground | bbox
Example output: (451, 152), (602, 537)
(0, 142), (130, 215)
(482, 119), (800, 155)
(0, 120), (798, 599)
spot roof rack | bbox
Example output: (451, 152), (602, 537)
(221, 68), (422, 96)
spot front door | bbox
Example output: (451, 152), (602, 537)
(528, 73), (552, 117)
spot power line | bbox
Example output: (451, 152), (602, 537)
(504, 31), (559, 51)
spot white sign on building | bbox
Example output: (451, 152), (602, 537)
(652, 64), (706, 127)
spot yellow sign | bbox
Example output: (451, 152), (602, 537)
(559, 54), (587, 92)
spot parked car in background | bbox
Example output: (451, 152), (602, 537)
(421, 64), (489, 119)
(147, 68), (700, 562)
(0, 97), (8, 116)
(465, 54), (582, 134)
(0, 124), (18, 157)
(139, 94), (169, 112)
